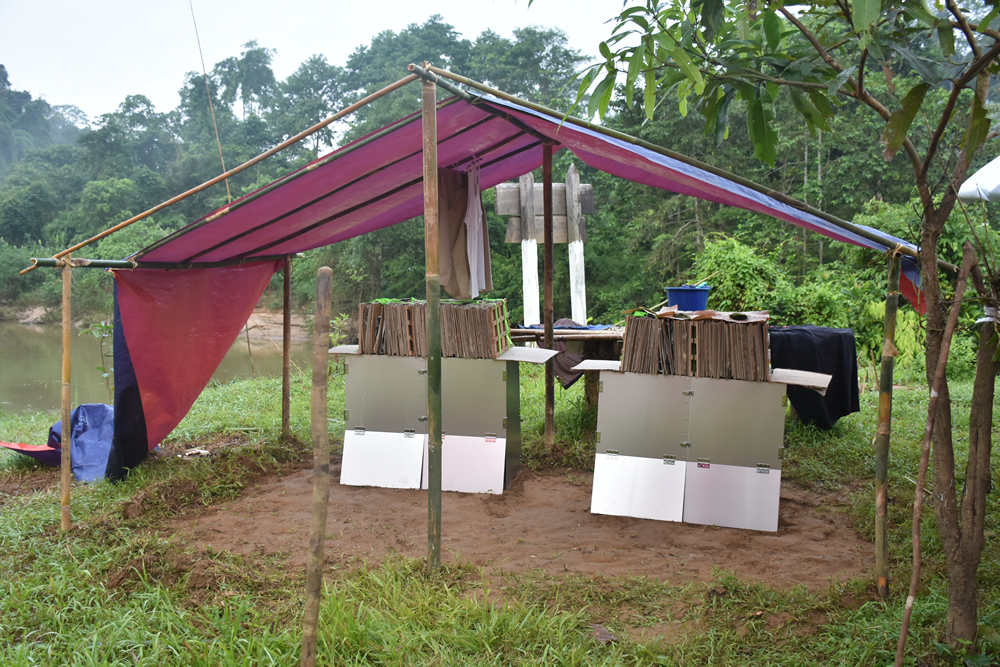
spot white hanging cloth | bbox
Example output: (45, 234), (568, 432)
(464, 163), (489, 298)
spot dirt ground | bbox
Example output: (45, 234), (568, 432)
(169, 456), (872, 592)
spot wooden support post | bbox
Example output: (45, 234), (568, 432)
(422, 75), (443, 574)
(543, 144), (555, 451)
(566, 162), (587, 324)
(519, 173), (540, 327)
(875, 251), (900, 599)
(301, 266), (333, 667)
(60, 257), (72, 532)
(282, 254), (292, 439)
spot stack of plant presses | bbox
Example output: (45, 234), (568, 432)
(578, 309), (827, 532)
(335, 299), (554, 495)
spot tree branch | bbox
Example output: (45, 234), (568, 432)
(919, 42), (1000, 181)
(780, 6), (924, 178)
(857, 48), (868, 99)
(961, 20), (1000, 42)
(947, 0), (982, 60)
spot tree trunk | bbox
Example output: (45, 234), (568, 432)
(946, 296), (997, 642)
(920, 232), (991, 648)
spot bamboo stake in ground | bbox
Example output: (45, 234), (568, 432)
(301, 266), (333, 667)
(60, 257), (72, 532)
(542, 143), (555, 451)
(894, 245), (976, 667)
(282, 254), (292, 439)
(875, 251), (901, 599)
(418, 69), (443, 574)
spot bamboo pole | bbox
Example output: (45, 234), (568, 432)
(23, 75), (420, 275)
(875, 251), (901, 599)
(894, 246), (976, 667)
(282, 254), (292, 439)
(60, 257), (72, 532)
(543, 143), (555, 451)
(27, 255), (291, 271)
(424, 65), (960, 278)
(301, 266), (333, 667)
(408, 64), (557, 145)
(422, 73), (443, 574)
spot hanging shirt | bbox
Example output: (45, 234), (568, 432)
(438, 167), (492, 299)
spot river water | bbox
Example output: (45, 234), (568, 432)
(0, 321), (311, 414)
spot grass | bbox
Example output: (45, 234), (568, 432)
(0, 363), (998, 665)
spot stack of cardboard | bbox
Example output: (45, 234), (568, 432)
(620, 310), (769, 381)
(357, 300), (510, 359)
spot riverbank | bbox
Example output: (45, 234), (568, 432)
(8, 303), (310, 340)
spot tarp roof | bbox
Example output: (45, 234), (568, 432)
(134, 93), (923, 303)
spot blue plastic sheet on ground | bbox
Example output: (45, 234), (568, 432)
(47, 403), (117, 482)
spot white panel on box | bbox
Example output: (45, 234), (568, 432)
(682, 461), (781, 532)
(340, 430), (425, 489)
(421, 435), (508, 494)
(590, 453), (686, 522)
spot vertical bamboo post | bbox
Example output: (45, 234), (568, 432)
(875, 251), (901, 599)
(301, 266), (332, 667)
(421, 74), (443, 573)
(282, 254), (292, 439)
(542, 144), (555, 451)
(60, 257), (72, 532)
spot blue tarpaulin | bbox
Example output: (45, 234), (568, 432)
(0, 403), (116, 482)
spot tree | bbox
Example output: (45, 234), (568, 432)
(214, 40), (278, 120)
(469, 27), (586, 110)
(272, 55), (344, 152)
(580, 0), (999, 648)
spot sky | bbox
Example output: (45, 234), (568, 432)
(0, 0), (622, 124)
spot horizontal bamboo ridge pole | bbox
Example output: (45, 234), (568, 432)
(424, 65), (959, 277)
(21, 74), (420, 276)
(28, 255), (294, 271)
(409, 64), (557, 147)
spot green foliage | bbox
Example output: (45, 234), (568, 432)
(690, 235), (794, 315)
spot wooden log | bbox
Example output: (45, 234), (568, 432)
(543, 144), (555, 451)
(875, 252), (900, 600)
(282, 255), (292, 439)
(300, 266), (332, 667)
(422, 76), (443, 574)
(60, 257), (72, 532)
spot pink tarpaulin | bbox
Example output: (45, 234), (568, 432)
(115, 261), (280, 449)
(134, 94), (923, 309)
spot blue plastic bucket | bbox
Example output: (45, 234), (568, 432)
(666, 285), (711, 311)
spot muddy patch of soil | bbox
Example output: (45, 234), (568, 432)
(0, 468), (59, 508)
(169, 458), (872, 591)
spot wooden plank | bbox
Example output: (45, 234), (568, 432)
(505, 215), (571, 243)
(518, 174), (536, 241)
(495, 182), (595, 216)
